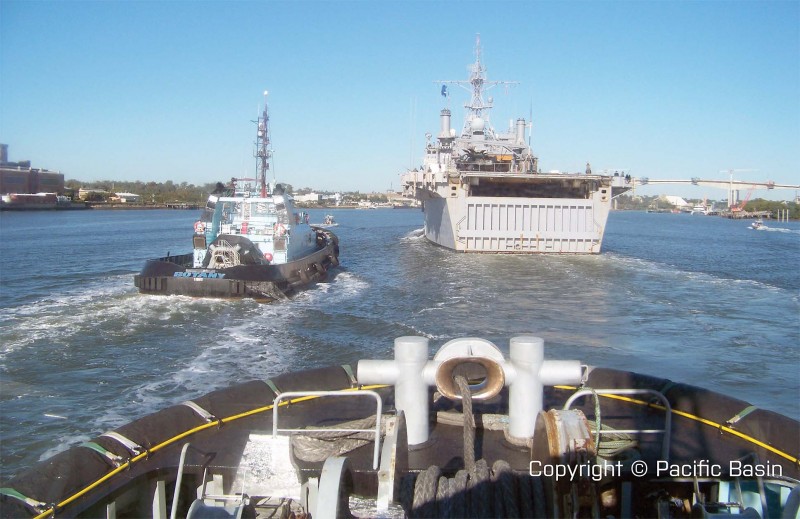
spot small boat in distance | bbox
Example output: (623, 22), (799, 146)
(314, 214), (338, 228)
(750, 219), (766, 230)
(134, 92), (339, 301)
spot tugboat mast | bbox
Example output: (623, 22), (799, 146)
(255, 90), (272, 197)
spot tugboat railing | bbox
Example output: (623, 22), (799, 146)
(563, 388), (672, 461)
(272, 390), (383, 470)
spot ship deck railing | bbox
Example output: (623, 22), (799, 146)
(563, 388), (672, 461)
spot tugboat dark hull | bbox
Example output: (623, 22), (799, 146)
(2, 360), (798, 519)
(134, 228), (339, 300)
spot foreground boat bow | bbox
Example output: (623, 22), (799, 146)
(2, 335), (797, 518)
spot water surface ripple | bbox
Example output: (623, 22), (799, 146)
(1, 209), (798, 479)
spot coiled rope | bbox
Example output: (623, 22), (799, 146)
(291, 416), (384, 463)
(405, 375), (545, 518)
(584, 387), (638, 459)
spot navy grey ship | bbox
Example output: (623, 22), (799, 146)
(401, 37), (632, 253)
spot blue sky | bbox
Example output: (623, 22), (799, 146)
(1, 0), (798, 201)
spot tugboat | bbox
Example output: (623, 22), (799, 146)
(317, 214), (338, 228)
(2, 335), (798, 519)
(133, 92), (339, 301)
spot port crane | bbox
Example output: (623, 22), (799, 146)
(730, 186), (755, 212)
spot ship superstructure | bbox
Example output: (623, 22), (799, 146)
(401, 37), (631, 253)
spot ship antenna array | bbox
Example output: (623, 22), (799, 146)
(434, 34), (519, 138)
(528, 101), (533, 148)
(255, 90), (273, 197)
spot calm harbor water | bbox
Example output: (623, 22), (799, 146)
(1, 208), (798, 480)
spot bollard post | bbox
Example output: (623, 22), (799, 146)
(358, 336), (430, 445)
(507, 336), (583, 441)
(508, 336), (544, 439)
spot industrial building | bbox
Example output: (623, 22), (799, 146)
(0, 144), (65, 195)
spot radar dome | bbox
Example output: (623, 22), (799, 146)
(471, 117), (485, 133)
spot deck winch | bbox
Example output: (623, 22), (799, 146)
(6, 335), (799, 518)
(357, 335), (584, 445)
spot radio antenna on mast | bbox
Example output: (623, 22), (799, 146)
(255, 90), (272, 197)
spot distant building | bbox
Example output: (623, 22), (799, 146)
(321, 193), (342, 205)
(110, 192), (141, 203)
(661, 195), (690, 208)
(0, 144), (65, 195)
(295, 193), (321, 203)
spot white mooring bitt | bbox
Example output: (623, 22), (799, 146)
(357, 336), (431, 445)
(357, 336), (583, 445)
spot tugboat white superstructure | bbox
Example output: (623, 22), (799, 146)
(401, 37), (632, 253)
(134, 92), (339, 300)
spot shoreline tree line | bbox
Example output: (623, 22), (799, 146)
(64, 179), (390, 205)
(65, 179), (798, 218)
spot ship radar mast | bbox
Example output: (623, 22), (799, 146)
(255, 90), (273, 197)
(435, 34), (518, 139)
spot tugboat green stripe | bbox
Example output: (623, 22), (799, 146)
(0, 487), (46, 509)
(80, 442), (123, 464)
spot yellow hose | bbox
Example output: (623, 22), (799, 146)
(32, 384), (388, 519)
(554, 385), (799, 464)
(32, 383), (798, 518)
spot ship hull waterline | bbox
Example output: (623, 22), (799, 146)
(420, 192), (612, 254)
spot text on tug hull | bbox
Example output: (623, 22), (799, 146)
(134, 227), (339, 301)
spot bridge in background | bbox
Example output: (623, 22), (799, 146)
(629, 177), (800, 207)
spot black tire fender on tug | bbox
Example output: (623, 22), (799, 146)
(583, 367), (800, 479)
(0, 365), (378, 519)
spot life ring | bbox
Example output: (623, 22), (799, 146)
(194, 221), (206, 234)
(263, 252), (273, 262)
(274, 223), (286, 236)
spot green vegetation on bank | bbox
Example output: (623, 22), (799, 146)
(615, 194), (799, 219)
(65, 180), (798, 218)
(743, 198), (800, 218)
(66, 179), (214, 204)
(65, 179), (390, 206)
